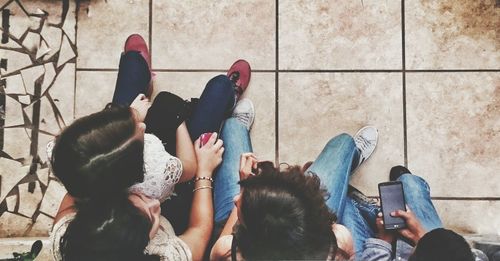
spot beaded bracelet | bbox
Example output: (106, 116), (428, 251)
(192, 186), (213, 192)
(194, 176), (214, 183)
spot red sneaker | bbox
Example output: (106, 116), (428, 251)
(227, 59), (251, 100)
(124, 34), (151, 69)
(124, 34), (153, 96)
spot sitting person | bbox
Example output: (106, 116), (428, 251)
(356, 166), (487, 261)
(52, 133), (224, 261)
(210, 126), (379, 260)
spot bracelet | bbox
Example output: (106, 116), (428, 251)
(192, 186), (213, 192)
(194, 176), (214, 183)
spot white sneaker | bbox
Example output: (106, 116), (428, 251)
(232, 98), (255, 131)
(353, 126), (378, 170)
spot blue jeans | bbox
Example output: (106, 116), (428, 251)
(343, 173), (443, 258)
(305, 133), (360, 222)
(213, 118), (253, 223)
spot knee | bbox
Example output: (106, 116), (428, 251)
(325, 133), (354, 149)
(399, 174), (430, 195)
(206, 75), (234, 95)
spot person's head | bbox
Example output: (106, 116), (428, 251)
(410, 228), (474, 261)
(61, 195), (160, 261)
(51, 106), (145, 199)
(233, 163), (338, 260)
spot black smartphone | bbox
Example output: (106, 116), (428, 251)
(378, 181), (407, 230)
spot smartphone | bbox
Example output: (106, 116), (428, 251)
(199, 133), (213, 147)
(378, 181), (407, 230)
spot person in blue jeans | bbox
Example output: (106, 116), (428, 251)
(357, 166), (485, 261)
(109, 34), (252, 234)
(209, 124), (380, 260)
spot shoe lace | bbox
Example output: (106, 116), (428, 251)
(232, 112), (251, 128)
(354, 136), (371, 157)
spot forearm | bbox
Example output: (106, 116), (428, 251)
(176, 122), (197, 182)
(220, 207), (238, 237)
(179, 172), (214, 261)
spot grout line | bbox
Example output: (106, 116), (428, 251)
(74, 0), (79, 120)
(367, 196), (500, 201)
(275, 0), (279, 165)
(402, 0), (408, 167)
(406, 69), (500, 72)
(149, 0), (153, 69)
(74, 68), (500, 73)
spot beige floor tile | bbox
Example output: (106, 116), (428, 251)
(0, 212), (32, 237)
(153, 72), (276, 161)
(406, 0), (499, 69)
(39, 180), (67, 218)
(434, 200), (500, 235)
(17, 182), (42, 218)
(279, 73), (404, 196)
(76, 0), (149, 69)
(279, 1), (402, 70)
(152, 1), (275, 70)
(406, 73), (500, 197)
(75, 71), (117, 118)
(28, 213), (53, 237)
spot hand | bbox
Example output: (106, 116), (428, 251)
(130, 94), (151, 122)
(392, 207), (426, 245)
(239, 153), (258, 180)
(194, 132), (224, 176)
(375, 212), (396, 244)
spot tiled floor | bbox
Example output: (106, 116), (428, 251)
(0, 0), (499, 242)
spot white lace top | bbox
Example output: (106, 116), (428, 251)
(47, 133), (183, 202)
(50, 213), (192, 261)
(129, 134), (183, 202)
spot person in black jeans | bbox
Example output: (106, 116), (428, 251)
(111, 34), (251, 234)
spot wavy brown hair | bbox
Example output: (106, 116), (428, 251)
(234, 162), (338, 260)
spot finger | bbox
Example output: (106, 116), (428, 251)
(392, 210), (411, 219)
(240, 154), (246, 171)
(136, 94), (146, 100)
(209, 132), (218, 144)
(377, 212), (383, 217)
(213, 139), (223, 150)
(194, 138), (201, 149)
(243, 157), (254, 171)
(252, 158), (259, 170)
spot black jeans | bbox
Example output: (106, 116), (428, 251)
(112, 51), (235, 233)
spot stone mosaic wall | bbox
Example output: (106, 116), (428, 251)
(0, 0), (75, 237)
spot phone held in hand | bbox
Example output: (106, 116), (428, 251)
(378, 181), (407, 230)
(199, 133), (213, 147)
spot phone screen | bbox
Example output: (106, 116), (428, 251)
(379, 182), (406, 230)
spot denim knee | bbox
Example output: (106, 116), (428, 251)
(326, 133), (354, 149)
(206, 75), (234, 95)
(398, 174), (430, 195)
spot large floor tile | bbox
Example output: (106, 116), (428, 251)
(434, 200), (500, 235)
(152, 1), (275, 70)
(406, 0), (499, 69)
(153, 72), (276, 161)
(278, 73), (404, 196)
(279, 1), (401, 70)
(406, 73), (500, 197)
(76, 0), (149, 69)
(75, 71), (117, 118)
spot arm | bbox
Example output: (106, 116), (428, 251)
(53, 193), (76, 224)
(179, 134), (223, 261)
(210, 235), (233, 261)
(176, 122), (197, 182)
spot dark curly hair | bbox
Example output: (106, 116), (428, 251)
(51, 106), (144, 200)
(234, 162), (338, 260)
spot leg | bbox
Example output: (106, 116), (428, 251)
(306, 134), (359, 222)
(112, 51), (151, 106)
(341, 196), (378, 258)
(187, 75), (235, 141)
(144, 91), (189, 155)
(214, 117), (253, 222)
(398, 174), (443, 231)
